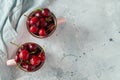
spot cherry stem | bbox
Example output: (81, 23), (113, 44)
(45, 17), (65, 33)
(16, 60), (22, 68)
(26, 60), (30, 64)
(24, 14), (28, 17)
(30, 49), (37, 54)
(40, 47), (44, 54)
(46, 25), (55, 32)
(10, 42), (19, 47)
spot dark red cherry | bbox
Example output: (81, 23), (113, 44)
(28, 43), (37, 52)
(19, 50), (29, 61)
(42, 8), (50, 17)
(21, 63), (33, 71)
(38, 28), (46, 36)
(40, 18), (47, 27)
(18, 45), (28, 53)
(36, 21), (41, 27)
(27, 65), (34, 71)
(20, 44), (29, 51)
(30, 56), (41, 66)
(35, 11), (42, 18)
(38, 53), (45, 62)
(14, 54), (20, 63)
(30, 17), (39, 25)
(21, 63), (28, 69)
(29, 25), (38, 33)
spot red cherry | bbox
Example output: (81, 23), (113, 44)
(21, 63), (28, 69)
(27, 65), (34, 71)
(30, 26), (38, 33)
(47, 24), (54, 30)
(38, 29), (46, 36)
(42, 8), (50, 17)
(28, 43), (37, 52)
(21, 45), (28, 50)
(18, 48), (22, 53)
(19, 44), (29, 52)
(38, 53), (45, 62)
(40, 18), (47, 27)
(30, 56), (41, 66)
(15, 54), (20, 63)
(35, 11), (42, 18)
(30, 17), (39, 25)
(19, 50), (29, 61)
(21, 63), (33, 71)
(36, 21), (41, 27)
(30, 12), (35, 17)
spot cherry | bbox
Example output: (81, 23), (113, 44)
(40, 18), (47, 27)
(30, 25), (38, 33)
(30, 56), (41, 66)
(27, 65), (34, 71)
(26, 16), (32, 26)
(42, 8), (50, 17)
(36, 21), (41, 27)
(38, 28), (46, 36)
(38, 53), (45, 62)
(46, 17), (53, 22)
(19, 44), (29, 51)
(21, 63), (27, 68)
(21, 63), (33, 71)
(30, 17), (39, 25)
(35, 11), (42, 18)
(18, 48), (22, 53)
(14, 54), (20, 63)
(30, 12), (35, 17)
(28, 43), (37, 52)
(19, 50), (29, 61)
(48, 24), (54, 30)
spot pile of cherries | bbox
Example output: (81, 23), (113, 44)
(26, 8), (56, 38)
(14, 43), (45, 72)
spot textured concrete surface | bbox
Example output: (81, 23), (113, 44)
(4, 0), (120, 80)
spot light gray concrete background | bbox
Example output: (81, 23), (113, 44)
(6, 0), (120, 80)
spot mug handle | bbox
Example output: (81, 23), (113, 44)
(57, 18), (65, 25)
(6, 59), (16, 66)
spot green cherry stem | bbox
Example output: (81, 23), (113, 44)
(30, 49), (37, 54)
(16, 59), (23, 68)
(10, 42), (20, 47)
(46, 25), (55, 32)
(40, 47), (44, 54)
(26, 60), (30, 64)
